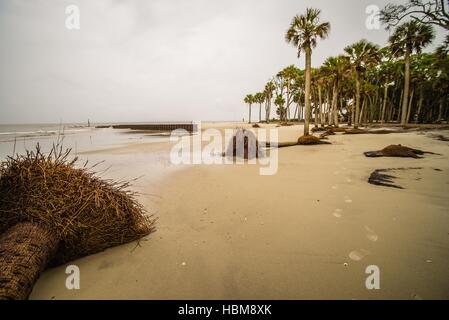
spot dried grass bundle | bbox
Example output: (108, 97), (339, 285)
(0, 144), (156, 264)
(297, 135), (331, 145)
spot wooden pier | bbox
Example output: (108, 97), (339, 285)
(96, 123), (198, 133)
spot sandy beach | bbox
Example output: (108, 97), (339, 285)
(28, 123), (449, 300)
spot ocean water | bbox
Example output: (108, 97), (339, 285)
(0, 123), (170, 161)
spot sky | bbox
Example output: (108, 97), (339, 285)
(0, 0), (446, 124)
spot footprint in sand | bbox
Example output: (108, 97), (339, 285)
(344, 196), (353, 203)
(349, 249), (371, 261)
(333, 209), (343, 218)
(365, 226), (379, 242)
(331, 185), (338, 190)
(345, 178), (352, 183)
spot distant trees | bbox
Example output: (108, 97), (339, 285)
(344, 40), (380, 128)
(389, 21), (435, 125)
(243, 2), (449, 128)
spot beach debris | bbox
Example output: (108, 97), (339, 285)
(311, 127), (328, 133)
(297, 135), (331, 145)
(324, 127), (347, 133)
(224, 129), (263, 160)
(426, 259), (432, 264)
(181, 262), (187, 267)
(343, 262), (349, 267)
(432, 134), (449, 142)
(0, 144), (156, 300)
(343, 128), (369, 135)
(319, 130), (336, 139)
(252, 123), (261, 128)
(343, 128), (399, 135)
(367, 167), (422, 189)
(364, 144), (436, 158)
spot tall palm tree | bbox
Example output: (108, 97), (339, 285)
(244, 94), (254, 124)
(264, 81), (275, 123)
(321, 55), (350, 127)
(344, 40), (380, 128)
(285, 8), (330, 136)
(389, 21), (435, 125)
(254, 92), (265, 123)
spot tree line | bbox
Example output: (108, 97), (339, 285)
(244, 1), (449, 136)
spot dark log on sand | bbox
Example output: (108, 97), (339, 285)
(262, 135), (332, 148)
(0, 223), (59, 300)
(364, 145), (438, 159)
(297, 135), (331, 145)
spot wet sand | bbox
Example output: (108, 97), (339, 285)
(30, 124), (449, 300)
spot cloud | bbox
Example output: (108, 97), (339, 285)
(0, 0), (445, 123)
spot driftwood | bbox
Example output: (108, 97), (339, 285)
(224, 129), (263, 159)
(364, 145), (437, 159)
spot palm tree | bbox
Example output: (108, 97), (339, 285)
(264, 81), (275, 123)
(285, 8), (330, 136)
(275, 95), (286, 121)
(344, 40), (380, 128)
(254, 92), (265, 123)
(244, 94), (254, 124)
(321, 55), (350, 127)
(389, 21), (435, 125)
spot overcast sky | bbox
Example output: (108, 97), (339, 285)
(0, 0), (446, 124)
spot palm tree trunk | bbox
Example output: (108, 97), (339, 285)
(265, 99), (271, 124)
(325, 90), (331, 126)
(381, 83), (388, 124)
(313, 93), (319, 128)
(0, 222), (59, 300)
(259, 104), (262, 123)
(248, 104), (252, 124)
(438, 98), (444, 121)
(304, 46), (312, 136)
(318, 85), (323, 127)
(416, 88), (424, 123)
(406, 89), (414, 123)
(401, 48), (411, 126)
(359, 99), (365, 125)
(330, 80), (338, 126)
(354, 71), (361, 129)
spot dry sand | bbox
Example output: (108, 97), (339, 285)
(30, 123), (449, 300)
